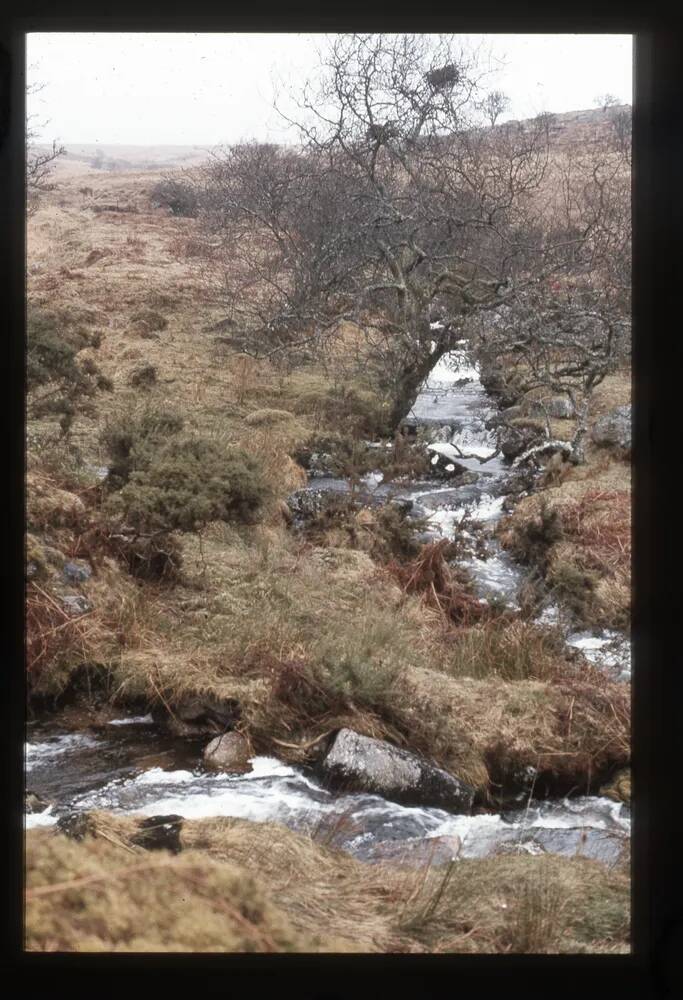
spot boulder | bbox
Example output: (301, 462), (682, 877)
(285, 488), (334, 522)
(591, 405), (631, 454)
(498, 425), (541, 460)
(500, 827), (628, 867)
(203, 731), (253, 774)
(318, 728), (475, 813)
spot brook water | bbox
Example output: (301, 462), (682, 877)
(25, 344), (631, 866)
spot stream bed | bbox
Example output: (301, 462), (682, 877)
(25, 345), (631, 867)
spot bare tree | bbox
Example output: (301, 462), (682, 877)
(474, 107), (631, 463)
(26, 82), (65, 214)
(481, 89), (510, 127)
(189, 34), (629, 439)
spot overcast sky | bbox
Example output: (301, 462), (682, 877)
(26, 32), (633, 147)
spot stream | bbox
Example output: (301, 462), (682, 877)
(25, 343), (631, 867)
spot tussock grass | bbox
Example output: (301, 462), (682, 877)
(386, 540), (492, 626)
(25, 814), (630, 953)
(499, 481), (630, 630)
(299, 496), (430, 563)
(445, 619), (567, 682)
(25, 827), (316, 953)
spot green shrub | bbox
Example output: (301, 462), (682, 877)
(27, 307), (112, 434)
(547, 560), (598, 621)
(502, 501), (564, 574)
(113, 436), (270, 533)
(100, 406), (185, 489)
(150, 177), (199, 217)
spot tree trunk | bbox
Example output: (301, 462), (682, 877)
(388, 345), (449, 431)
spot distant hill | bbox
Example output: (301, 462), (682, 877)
(33, 143), (216, 173)
(33, 105), (631, 175)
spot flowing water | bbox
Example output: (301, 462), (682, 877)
(25, 344), (631, 865)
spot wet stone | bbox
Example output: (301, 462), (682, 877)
(131, 815), (184, 854)
(318, 728), (475, 814)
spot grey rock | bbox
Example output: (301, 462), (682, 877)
(591, 405), (631, 453)
(498, 827), (628, 867)
(318, 728), (475, 814)
(203, 732), (253, 773)
(286, 488), (332, 521)
(60, 595), (91, 616)
(63, 559), (92, 584)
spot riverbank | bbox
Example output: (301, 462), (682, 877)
(26, 809), (630, 953)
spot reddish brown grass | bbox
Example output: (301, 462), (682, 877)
(386, 541), (491, 627)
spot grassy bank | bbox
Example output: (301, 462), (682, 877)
(26, 813), (629, 954)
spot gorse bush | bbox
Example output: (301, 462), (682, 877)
(100, 406), (186, 489)
(27, 307), (113, 434)
(114, 437), (270, 533)
(150, 177), (199, 217)
(290, 383), (390, 438)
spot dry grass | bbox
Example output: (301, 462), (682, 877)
(24, 460), (629, 796)
(498, 455), (631, 630)
(386, 540), (494, 626)
(25, 813), (630, 953)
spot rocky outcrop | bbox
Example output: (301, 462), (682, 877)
(591, 405), (631, 454)
(317, 728), (475, 813)
(203, 732), (253, 773)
